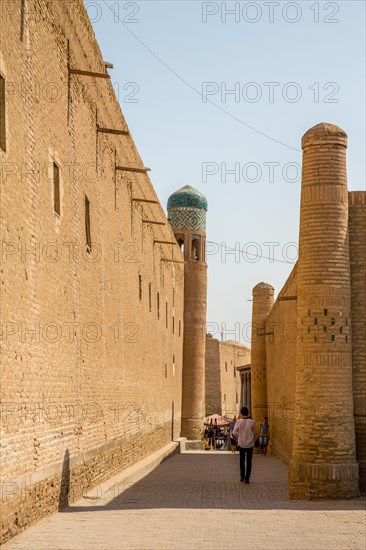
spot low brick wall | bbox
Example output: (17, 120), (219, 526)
(1, 424), (172, 544)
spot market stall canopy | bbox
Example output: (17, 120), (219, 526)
(203, 414), (233, 427)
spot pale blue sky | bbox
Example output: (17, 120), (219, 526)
(86, 0), (365, 343)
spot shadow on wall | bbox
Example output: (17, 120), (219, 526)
(58, 449), (70, 511)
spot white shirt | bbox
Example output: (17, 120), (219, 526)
(233, 417), (256, 448)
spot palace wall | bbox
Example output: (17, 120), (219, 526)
(0, 0), (184, 542)
(265, 265), (297, 464)
(261, 190), (366, 494)
(205, 336), (221, 416)
(205, 336), (250, 418)
(349, 191), (366, 493)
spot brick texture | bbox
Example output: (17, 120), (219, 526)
(0, 0), (184, 542)
(289, 123), (358, 499)
(252, 123), (365, 500)
(205, 337), (250, 417)
(3, 452), (365, 550)
(251, 282), (274, 427)
(265, 266), (297, 464)
(349, 191), (366, 493)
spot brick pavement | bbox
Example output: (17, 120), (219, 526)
(4, 451), (366, 550)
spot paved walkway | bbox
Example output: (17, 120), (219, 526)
(4, 451), (366, 550)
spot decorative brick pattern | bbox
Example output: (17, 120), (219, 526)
(167, 186), (208, 441)
(290, 124), (358, 499)
(253, 124), (365, 499)
(168, 207), (206, 232)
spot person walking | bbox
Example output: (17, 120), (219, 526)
(259, 417), (270, 455)
(233, 407), (256, 484)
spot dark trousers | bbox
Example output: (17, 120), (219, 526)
(239, 447), (253, 481)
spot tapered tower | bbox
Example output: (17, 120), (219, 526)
(168, 186), (208, 440)
(251, 282), (274, 425)
(289, 123), (359, 499)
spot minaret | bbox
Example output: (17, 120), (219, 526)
(289, 123), (359, 499)
(251, 282), (274, 426)
(167, 185), (208, 441)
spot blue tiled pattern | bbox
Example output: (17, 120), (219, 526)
(168, 207), (206, 231)
(167, 185), (208, 211)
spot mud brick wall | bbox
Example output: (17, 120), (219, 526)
(205, 336), (250, 418)
(259, 124), (365, 499)
(265, 266), (297, 464)
(349, 191), (366, 494)
(263, 190), (366, 491)
(0, 0), (184, 542)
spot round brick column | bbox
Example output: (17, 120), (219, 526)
(289, 123), (359, 499)
(181, 261), (207, 440)
(251, 282), (274, 426)
(167, 186), (208, 441)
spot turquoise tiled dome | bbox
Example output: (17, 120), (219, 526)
(167, 186), (208, 232)
(167, 185), (208, 211)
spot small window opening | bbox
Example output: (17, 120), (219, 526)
(178, 238), (184, 253)
(192, 239), (199, 261)
(157, 292), (160, 319)
(149, 283), (152, 311)
(0, 75), (6, 152)
(166, 302), (168, 329)
(53, 162), (60, 216)
(139, 274), (142, 301)
(85, 195), (91, 251)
